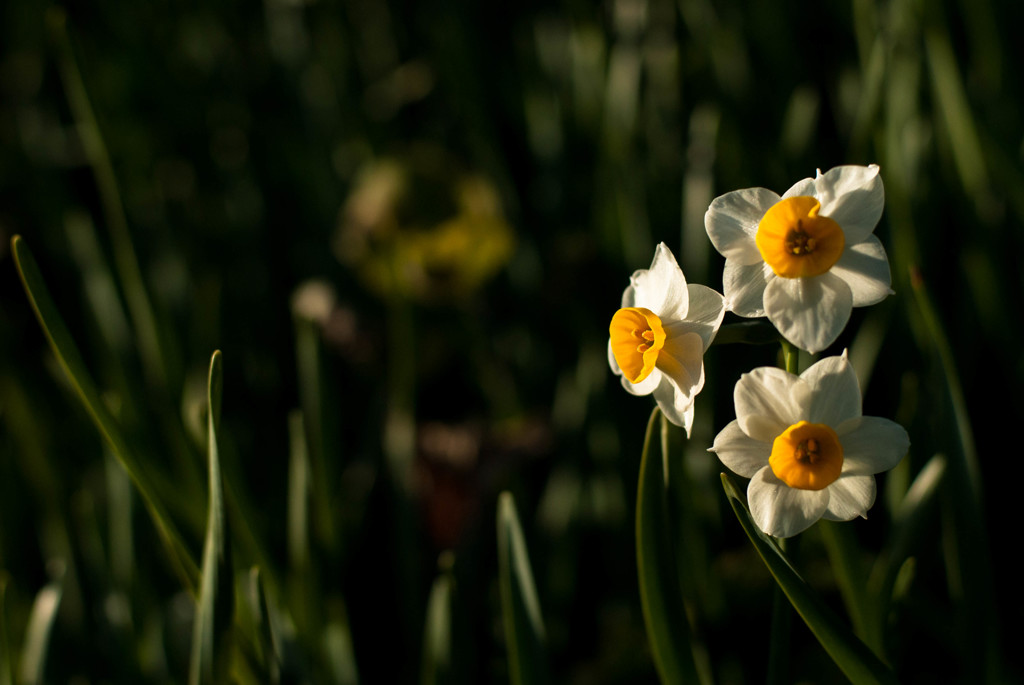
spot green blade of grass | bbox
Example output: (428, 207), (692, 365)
(865, 454), (946, 654)
(322, 614), (359, 685)
(924, 26), (989, 203)
(292, 288), (339, 554)
(11, 235), (198, 592)
(421, 555), (455, 685)
(18, 569), (63, 685)
(636, 408), (703, 685)
(497, 491), (547, 685)
(909, 268), (996, 681)
(47, 8), (178, 394)
(287, 410), (312, 576)
(189, 351), (235, 685)
(720, 473), (899, 685)
(285, 409), (328, 643)
(245, 567), (280, 680)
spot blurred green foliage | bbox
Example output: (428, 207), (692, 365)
(0, 0), (1019, 681)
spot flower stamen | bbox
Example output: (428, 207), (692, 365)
(756, 197), (845, 278)
(785, 221), (818, 255)
(769, 420), (843, 490)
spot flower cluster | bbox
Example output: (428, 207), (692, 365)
(607, 164), (908, 537)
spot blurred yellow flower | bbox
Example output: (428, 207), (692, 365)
(335, 151), (514, 302)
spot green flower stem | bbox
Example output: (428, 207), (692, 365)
(781, 339), (800, 375)
(766, 536), (795, 685)
(767, 338), (799, 683)
(635, 408), (703, 685)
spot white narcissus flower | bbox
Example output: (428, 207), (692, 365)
(608, 243), (726, 436)
(710, 352), (909, 538)
(705, 164), (893, 353)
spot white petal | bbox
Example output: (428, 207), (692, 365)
(831, 235), (894, 307)
(620, 366), (661, 397)
(764, 272), (853, 354)
(705, 188), (779, 265)
(631, 243), (688, 318)
(748, 467), (829, 538)
(723, 260), (771, 317)
(656, 330), (705, 402)
(734, 367), (809, 441)
(801, 353), (862, 426)
(782, 176), (816, 198)
(710, 419), (769, 477)
(678, 403), (696, 436)
(813, 165), (884, 245)
(676, 284), (726, 349)
(620, 282), (637, 308)
(822, 474), (876, 521)
(836, 416), (910, 475)
(653, 374), (696, 435)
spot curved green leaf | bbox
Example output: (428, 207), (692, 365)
(11, 235), (198, 591)
(497, 491), (547, 685)
(189, 351), (235, 685)
(720, 473), (899, 685)
(636, 408), (703, 685)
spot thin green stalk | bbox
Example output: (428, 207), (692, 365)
(781, 339), (800, 375)
(635, 408), (704, 685)
(766, 535), (794, 685)
(497, 492), (548, 685)
(50, 8), (203, 513)
(293, 311), (339, 555)
(189, 351), (234, 685)
(47, 8), (177, 394)
(768, 339), (800, 682)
